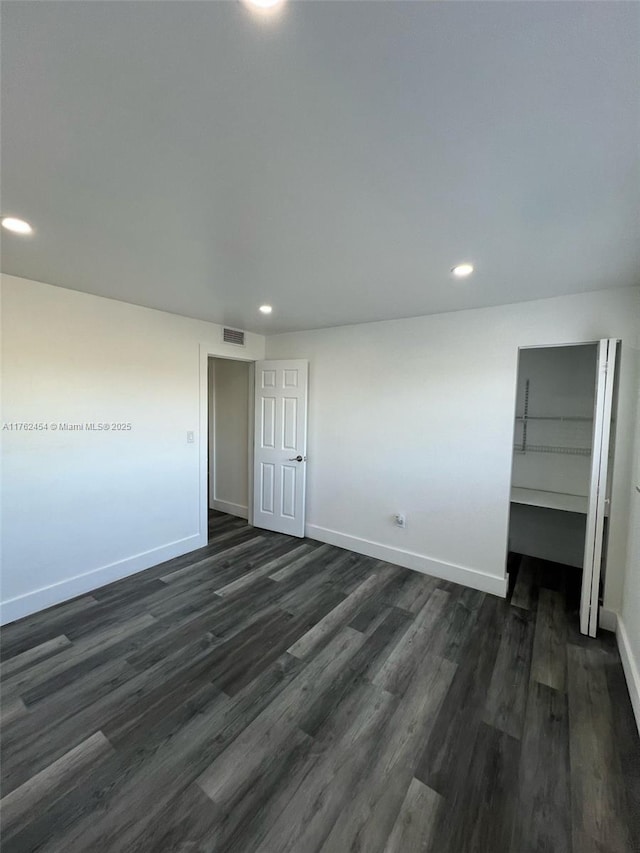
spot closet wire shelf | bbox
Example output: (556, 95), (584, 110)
(513, 444), (591, 457)
(514, 379), (593, 457)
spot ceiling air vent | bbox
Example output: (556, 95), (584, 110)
(223, 327), (246, 347)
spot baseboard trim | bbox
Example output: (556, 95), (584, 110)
(210, 499), (249, 520)
(305, 524), (509, 598)
(599, 607), (618, 632)
(0, 532), (205, 626)
(616, 616), (640, 736)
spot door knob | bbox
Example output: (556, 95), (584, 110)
(289, 455), (304, 462)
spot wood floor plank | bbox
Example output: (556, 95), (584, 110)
(32, 689), (234, 853)
(1, 656), (138, 793)
(0, 635), (72, 681)
(197, 626), (366, 807)
(371, 588), (449, 695)
(382, 776), (442, 853)
(287, 564), (401, 660)
(414, 594), (504, 797)
(119, 783), (223, 852)
(0, 731), (114, 831)
(90, 576), (167, 608)
(268, 543), (333, 582)
(28, 657), (302, 853)
(0, 696), (27, 728)
(149, 525), (264, 581)
(427, 584), (484, 663)
(428, 721), (521, 853)
(0, 597), (99, 660)
(483, 606), (535, 739)
(606, 659), (640, 850)
(298, 606), (412, 738)
(390, 570), (439, 614)
(17, 613), (157, 706)
(141, 531), (243, 579)
(160, 534), (269, 583)
(510, 555), (537, 611)
(253, 680), (399, 853)
(217, 541), (317, 594)
(155, 539), (279, 599)
(198, 726), (321, 853)
(513, 681), (571, 853)
(318, 652), (456, 853)
(104, 635), (230, 745)
(348, 595), (391, 634)
(3, 618), (223, 772)
(209, 601), (343, 697)
(530, 587), (567, 691)
(567, 643), (631, 853)
(276, 567), (347, 614)
(326, 551), (379, 593)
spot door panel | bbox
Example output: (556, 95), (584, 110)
(580, 338), (618, 636)
(260, 463), (275, 515)
(253, 360), (308, 537)
(283, 398), (298, 450)
(262, 397), (276, 448)
(281, 465), (296, 518)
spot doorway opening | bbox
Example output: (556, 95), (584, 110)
(200, 352), (310, 545)
(507, 340), (620, 636)
(207, 357), (254, 538)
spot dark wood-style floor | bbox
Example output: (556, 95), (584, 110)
(1, 512), (638, 853)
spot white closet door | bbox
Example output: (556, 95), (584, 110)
(580, 338), (618, 637)
(253, 360), (308, 537)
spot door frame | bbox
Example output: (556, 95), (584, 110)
(207, 356), (255, 522)
(506, 337), (620, 635)
(581, 338), (618, 636)
(198, 344), (256, 547)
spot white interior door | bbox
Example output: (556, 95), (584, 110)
(580, 338), (618, 636)
(253, 360), (308, 537)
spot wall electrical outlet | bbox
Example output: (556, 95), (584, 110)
(394, 513), (407, 528)
(187, 431), (195, 443)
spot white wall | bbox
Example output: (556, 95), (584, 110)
(618, 354), (640, 732)
(209, 358), (250, 518)
(0, 274), (265, 624)
(266, 286), (640, 603)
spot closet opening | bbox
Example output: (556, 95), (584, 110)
(207, 357), (254, 533)
(507, 340), (620, 636)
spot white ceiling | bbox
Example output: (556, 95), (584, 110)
(2, 1), (639, 334)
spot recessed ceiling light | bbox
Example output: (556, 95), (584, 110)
(259, 305), (273, 314)
(1, 216), (33, 235)
(242, 0), (286, 12)
(452, 263), (474, 278)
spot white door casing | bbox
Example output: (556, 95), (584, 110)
(253, 360), (309, 537)
(580, 338), (618, 637)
